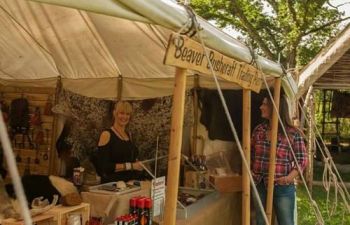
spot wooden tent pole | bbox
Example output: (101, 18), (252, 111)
(266, 78), (281, 224)
(191, 75), (199, 157)
(242, 89), (251, 225)
(164, 67), (187, 225)
(49, 76), (62, 175)
(307, 93), (315, 193)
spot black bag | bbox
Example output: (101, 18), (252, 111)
(9, 98), (30, 133)
(9, 98), (33, 148)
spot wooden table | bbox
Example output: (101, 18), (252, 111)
(154, 192), (241, 225)
(83, 186), (241, 225)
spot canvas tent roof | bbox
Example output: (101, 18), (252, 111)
(0, 0), (296, 99)
(297, 24), (350, 98)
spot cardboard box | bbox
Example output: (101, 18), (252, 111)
(209, 174), (242, 192)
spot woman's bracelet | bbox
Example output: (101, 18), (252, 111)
(125, 162), (132, 170)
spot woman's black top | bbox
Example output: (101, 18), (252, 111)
(95, 129), (142, 182)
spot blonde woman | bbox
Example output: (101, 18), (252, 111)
(95, 101), (143, 183)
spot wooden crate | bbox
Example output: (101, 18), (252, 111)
(49, 203), (90, 225)
(2, 213), (56, 225)
(209, 174), (242, 192)
(1, 203), (90, 225)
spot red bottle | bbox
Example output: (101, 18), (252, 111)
(144, 198), (152, 225)
(137, 198), (146, 225)
(129, 197), (138, 215)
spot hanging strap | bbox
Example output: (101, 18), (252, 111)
(117, 75), (123, 101)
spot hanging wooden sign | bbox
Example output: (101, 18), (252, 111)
(164, 33), (263, 92)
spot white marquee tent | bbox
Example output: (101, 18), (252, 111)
(0, 1), (299, 225)
(0, 0), (297, 99)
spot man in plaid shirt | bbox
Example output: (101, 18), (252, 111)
(251, 95), (308, 225)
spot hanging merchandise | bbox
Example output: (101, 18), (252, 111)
(23, 157), (31, 176)
(15, 152), (22, 163)
(35, 130), (45, 148)
(34, 150), (40, 165)
(31, 107), (42, 127)
(9, 97), (33, 148)
(9, 97), (30, 133)
(44, 95), (53, 116)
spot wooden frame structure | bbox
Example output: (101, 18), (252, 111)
(163, 33), (282, 225)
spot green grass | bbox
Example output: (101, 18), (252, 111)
(297, 186), (350, 225)
(298, 163), (350, 225)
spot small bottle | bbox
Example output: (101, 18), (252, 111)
(114, 216), (120, 225)
(73, 167), (81, 186)
(132, 215), (138, 225)
(117, 216), (124, 225)
(137, 198), (146, 225)
(200, 155), (208, 171)
(144, 198), (152, 225)
(129, 197), (138, 216)
(124, 215), (131, 225)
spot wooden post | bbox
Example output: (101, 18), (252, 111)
(307, 93), (315, 193)
(191, 75), (199, 157)
(164, 67), (187, 225)
(49, 77), (61, 175)
(265, 78), (281, 224)
(242, 89), (251, 225)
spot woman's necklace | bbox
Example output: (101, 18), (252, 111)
(112, 126), (129, 141)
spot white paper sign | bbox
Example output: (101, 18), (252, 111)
(151, 176), (166, 217)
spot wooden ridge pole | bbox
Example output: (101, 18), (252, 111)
(266, 78), (281, 224)
(242, 89), (251, 225)
(164, 67), (187, 225)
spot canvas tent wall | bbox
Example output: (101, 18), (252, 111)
(0, 0), (298, 99)
(0, 2), (294, 225)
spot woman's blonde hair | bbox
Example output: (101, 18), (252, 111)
(114, 101), (132, 114)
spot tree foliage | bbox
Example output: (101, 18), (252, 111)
(190, 0), (349, 69)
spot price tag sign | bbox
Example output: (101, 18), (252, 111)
(151, 176), (166, 217)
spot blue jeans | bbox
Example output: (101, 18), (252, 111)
(254, 182), (296, 225)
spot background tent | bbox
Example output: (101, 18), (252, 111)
(297, 23), (350, 98)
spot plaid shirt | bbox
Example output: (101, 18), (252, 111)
(251, 123), (308, 185)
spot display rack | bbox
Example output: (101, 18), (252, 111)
(1, 86), (56, 176)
